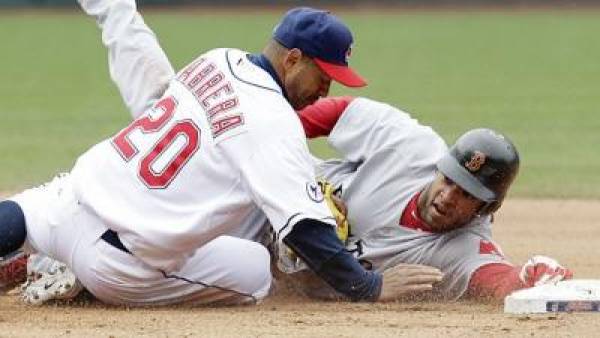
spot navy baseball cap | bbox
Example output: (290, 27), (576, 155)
(273, 7), (367, 88)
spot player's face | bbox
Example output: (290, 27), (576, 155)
(283, 54), (331, 110)
(418, 173), (485, 232)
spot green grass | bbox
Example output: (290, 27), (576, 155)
(0, 9), (599, 198)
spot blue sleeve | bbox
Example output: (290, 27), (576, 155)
(283, 219), (382, 302)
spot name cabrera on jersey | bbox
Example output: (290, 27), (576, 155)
(71, 48), (335, 272)
(315, 98), (507, 299)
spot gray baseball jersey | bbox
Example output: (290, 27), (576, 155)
(298, 98), (508, 300)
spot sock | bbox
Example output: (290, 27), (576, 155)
(0, 200), (27, 257)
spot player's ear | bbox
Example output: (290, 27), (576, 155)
(282, 48), (303, 71)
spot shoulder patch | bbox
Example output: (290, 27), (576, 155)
(305, 181), (324, 203)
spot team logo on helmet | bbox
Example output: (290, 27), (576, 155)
(465, 151), (486, 172)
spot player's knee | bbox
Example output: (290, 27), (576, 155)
(0, 200), (27, 256)
(232, 242), (272, 300)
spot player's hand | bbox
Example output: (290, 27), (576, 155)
(319, 180), (349, 243)
(519, 255), (573, 287)
(378, 264), (443, 302)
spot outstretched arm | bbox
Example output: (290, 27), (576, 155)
(79, 0), (175, 117)
(283, 220), (443, 302)
(467, 256), (573, 300)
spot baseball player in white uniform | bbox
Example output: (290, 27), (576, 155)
(1, 4), (443, 306)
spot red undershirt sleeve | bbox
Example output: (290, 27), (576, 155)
(467, 263), (527, 300)
(297, 96), (355, 138)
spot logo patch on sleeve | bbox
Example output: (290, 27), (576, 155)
(305, 181), (324, 203)
(479, 240), (504, 257)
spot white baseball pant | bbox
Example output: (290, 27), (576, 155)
(10, 174), (272, 306)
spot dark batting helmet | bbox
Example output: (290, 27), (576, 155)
(436, 128), (520, 214)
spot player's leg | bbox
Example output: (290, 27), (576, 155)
(22, 228), (275, 305)
(156, 236), (272, 305)
(0, 189), (41, 292)
(0, 251), (28, 293)
(0, 200), (27, 257)
(3, 174), (106, 299)
(16, 188), (272, 306)
(72, 235), (272, 306)
(0, 174), (78, 291)
(0, 199), (29, 291)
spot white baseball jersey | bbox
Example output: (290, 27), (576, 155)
(70, 48), (335, 273)
(11, 2), (278, 306)
(307, 98), (508, 300)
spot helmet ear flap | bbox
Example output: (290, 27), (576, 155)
(479, 200), (501, 215)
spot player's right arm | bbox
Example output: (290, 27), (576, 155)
(223, 121), (441, 301)
(78, 0), (175, 117)
(283, 220), (443, 301)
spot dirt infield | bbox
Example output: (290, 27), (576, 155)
(1, 199), (599, 337)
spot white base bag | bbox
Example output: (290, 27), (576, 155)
(505, 279), (600, 314)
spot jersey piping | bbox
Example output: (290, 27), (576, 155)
(226, 50), (282, 95)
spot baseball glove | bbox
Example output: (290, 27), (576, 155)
(319, 180), (349, 243)
(277, 180), (350, 274)
(519, 255), (573, 287)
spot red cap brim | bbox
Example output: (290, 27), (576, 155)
(314, 58), (367, 88)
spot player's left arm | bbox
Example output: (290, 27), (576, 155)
(467, 256), (574, 300)
(223, 118), (441, 301)
(225, 132), (382, 301)
(78, 0), (175, 117)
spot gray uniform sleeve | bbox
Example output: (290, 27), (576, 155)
(79, 0), (175, 116)
(316, 98), (508, 300)
(375, 218), (509, 300)
(318, 98), (447, 237)
(427, 223), (509, 300)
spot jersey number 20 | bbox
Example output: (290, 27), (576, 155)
(112, 96), (200, 189)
